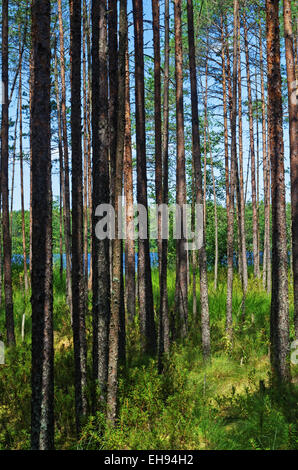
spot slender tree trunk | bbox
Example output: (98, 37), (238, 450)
(283, 0), (298, 338)
(58, 0), (72, 319)
(152, 0), (162, 277)
(19, 41), (29, 293)
(237, 25), (248, 295)
(70, 0), (87, 432)
(259, 15), (271, 293)
(54, 42), (65, 283)
(133, 0), (157, 354)
(243, 9), (260, 278)
(83, 1), (89, 288)
(10, 100), (19, 236)
(92, 0), (110, 399)
(29, 49), (33, 278)
(206, 120), (218, 291)
(108, 0), (118, 206)
(85, 4), (93, 292)
(30, 0), (54, 449)
(174, 0), (188, 339)
(107, 0), (127, 425)
(124, 43), (136, 323)
(1, 0), (15, 346)
(158, 0), (170, 369)
(221, 16), (234, 339)
(266, 0), (291, 384)
(187, 0), (210, 360)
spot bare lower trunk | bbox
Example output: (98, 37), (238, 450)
(283, 0), (298, 338)
(243, 9), (260, 278)
(30, 0), (54, 449)
(174, 0), (188, 339)
(124, 43), (136, 323)
(1, 0), (15, 346)
(92, 0), (111, 400)
(107, 0), (126, 425)
(187, 0), (210, 360)
(266, 0), (291, 384)
(58, 0), (72, 318)
(133, 0), (157, 354)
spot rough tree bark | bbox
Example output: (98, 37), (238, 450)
(70, 0), (88, 432)
(283, 0), (298, 339)
(133, 0), (157, 354)
(158, 0), (170, 370)
(221, 15), (234, 339)
(124, 41), (136, 323)
(30, 0), (54, 449)
(266, 0), (291, 384)
(187, 0), (210, 360)
(57, 0), (72, 318)
(174, 0), (188, 339)
(107, 0), (127, 426)
(19, 40), (29, 293)
(1, 0), (15, 346)
(243, 8), (260, 278)
(92, 0), (110, 399)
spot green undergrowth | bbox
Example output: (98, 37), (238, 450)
(0, 267), (297, 450)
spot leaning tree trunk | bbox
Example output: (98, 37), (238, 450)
(283, 0), (298, 339)
(266, 0), (291, 384)
(30, 0), (54, 449)
(1, 0), (15, 346)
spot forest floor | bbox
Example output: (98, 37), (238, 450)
(0, 266), (297, 450)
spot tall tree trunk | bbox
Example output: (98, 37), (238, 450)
(29, 49), (33, 279)
(58, 0), (72, 319)
(187, 0), (210, 360)
(237, 24), (248, 295)
(266, 0), (291, 384)
(1, 0), (15, 346)
(54, 42), (65, 283)
(107, 0), (127, 425)
(133, 0), (157, 354)
(174, 0), (188, 339)
(83, 0), (93, 291)
(124, 42), (136, 323)
(283, 0), (298, 339)
(221, 16), (234, 339)
(108, 0), (118, 206)
(259, 15), (271, 293)
(19, 41), (29, 293)
(70, 0), (87, 432)
(83, 0), (89, 288)
(158, 0), (170, 370)
(30, 0), (54, 449)
(10, 100), (19, 236)
(152, 0), (162, 277)
(243, 8), (260, 279)
(92, 0), (110, 399)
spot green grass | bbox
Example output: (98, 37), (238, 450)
(0, 267), (297, 450)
